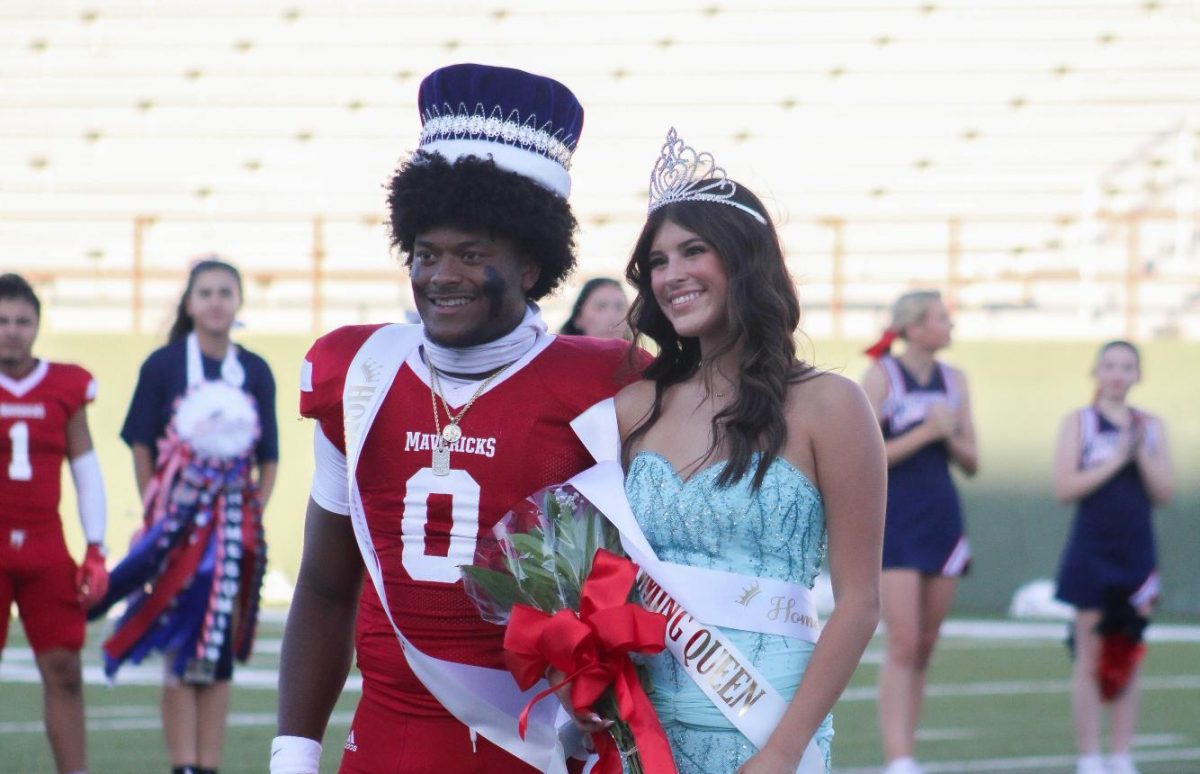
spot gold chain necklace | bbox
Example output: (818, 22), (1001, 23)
(424, 351), (511, 475)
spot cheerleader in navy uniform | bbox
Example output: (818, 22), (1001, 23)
(1053, 341), (1173, 774)
(90, 258), (278, 774)
(860, 290), (978, 774)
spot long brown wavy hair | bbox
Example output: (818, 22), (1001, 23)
(622, 182), (817, 490)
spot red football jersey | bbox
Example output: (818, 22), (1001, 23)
(0, 361), (96, 530)
(301, 328), (643, 717)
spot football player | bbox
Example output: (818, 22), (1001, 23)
(0, 272), (107, 774)
(272, 64), (643, 774)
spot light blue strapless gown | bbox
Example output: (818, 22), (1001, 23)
(625, 451), (833, 774)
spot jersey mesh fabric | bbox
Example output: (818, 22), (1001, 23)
(0, 361), (94, 529)
(301, 327), (643, 718)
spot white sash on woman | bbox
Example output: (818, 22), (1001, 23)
(569, 399), (825, 773)
(343, 323), (567, 774)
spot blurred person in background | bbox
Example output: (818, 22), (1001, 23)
(559, 276), (630, 339)
(860, 290), (978, 774)
(0, 272), (108, 774)
(1052, 340), (1173, 774)
(89, 257), (278, 774)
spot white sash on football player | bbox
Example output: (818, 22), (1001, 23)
(344, 323), (569, 774)
(569, 398), (825, 774)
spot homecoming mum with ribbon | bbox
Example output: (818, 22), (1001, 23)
(567, 128), (885, 773)
(90, 257), (277, 774)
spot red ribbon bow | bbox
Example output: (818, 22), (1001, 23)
(864, 328), (899, 359)
(504, 549), (677, 774)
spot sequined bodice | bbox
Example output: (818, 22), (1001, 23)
(625, 451), (827, 586)
(623, 450), (833, 772)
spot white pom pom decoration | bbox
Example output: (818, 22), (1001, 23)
(173, 381), (259, 460)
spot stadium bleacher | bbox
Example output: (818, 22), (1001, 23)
(1, 0), (1197, 337)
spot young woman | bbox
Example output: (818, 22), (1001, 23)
(598, 129), (885, 773)
(559, 277), (630, 339)
(860, 290), (978, 774)
(90, 258), (278, 774)
(1053, 341), (1173, 774)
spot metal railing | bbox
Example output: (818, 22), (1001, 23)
(6, 209), (1198, 338)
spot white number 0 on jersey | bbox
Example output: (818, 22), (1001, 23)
(401, 468), (482, 583)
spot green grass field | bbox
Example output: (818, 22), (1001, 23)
(10, 332), (1198, 771)
(2, 615), (1198, 772)
(36, 333), (1200, 616)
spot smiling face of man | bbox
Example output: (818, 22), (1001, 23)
(409, 226), (540, 348)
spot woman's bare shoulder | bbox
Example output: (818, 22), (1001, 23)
(789, 369), (868, 411)
(786, 370), (878, 438)
(615, 379), (656, 436)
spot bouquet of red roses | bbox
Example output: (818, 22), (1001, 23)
(462, 485), (676, 774)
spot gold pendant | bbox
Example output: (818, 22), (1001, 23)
(432, 441), (450, 476)
(441, 424), (462, 444)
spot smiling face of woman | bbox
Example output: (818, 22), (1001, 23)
(647, 220), (730, 343)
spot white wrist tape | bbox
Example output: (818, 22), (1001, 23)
(69, 450), (107, 545)
(270, 735), (322, 774)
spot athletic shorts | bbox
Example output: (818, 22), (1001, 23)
(338, 684), (588, 774)
(0, 526), (85, 654)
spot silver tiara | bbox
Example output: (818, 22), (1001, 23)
(647, 128), (767, 225)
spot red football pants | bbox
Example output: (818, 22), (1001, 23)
(338, 685), (588, 774)
(0, 525), (84, 654)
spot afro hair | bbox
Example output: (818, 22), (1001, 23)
(386, 151), (578, 300)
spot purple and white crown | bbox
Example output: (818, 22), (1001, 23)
(417, 63), (584, 198)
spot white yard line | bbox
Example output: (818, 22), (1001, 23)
(0, 710), (355, 735)
(4, 660), (1194, 706)
(914, 728), (979, 742)
(0, 661), (363, 692)
(5, 618), (1195, 670)
(838, 747), (1200, 773)
(939, 619), (1200, 643)
(2, 619), (1195, 701)
(1, 640), (284, 664)
(840, 674), (1200, 702)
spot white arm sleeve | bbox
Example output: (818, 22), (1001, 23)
(69, 449), (107, 544)
(310, 424), (351, 516)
